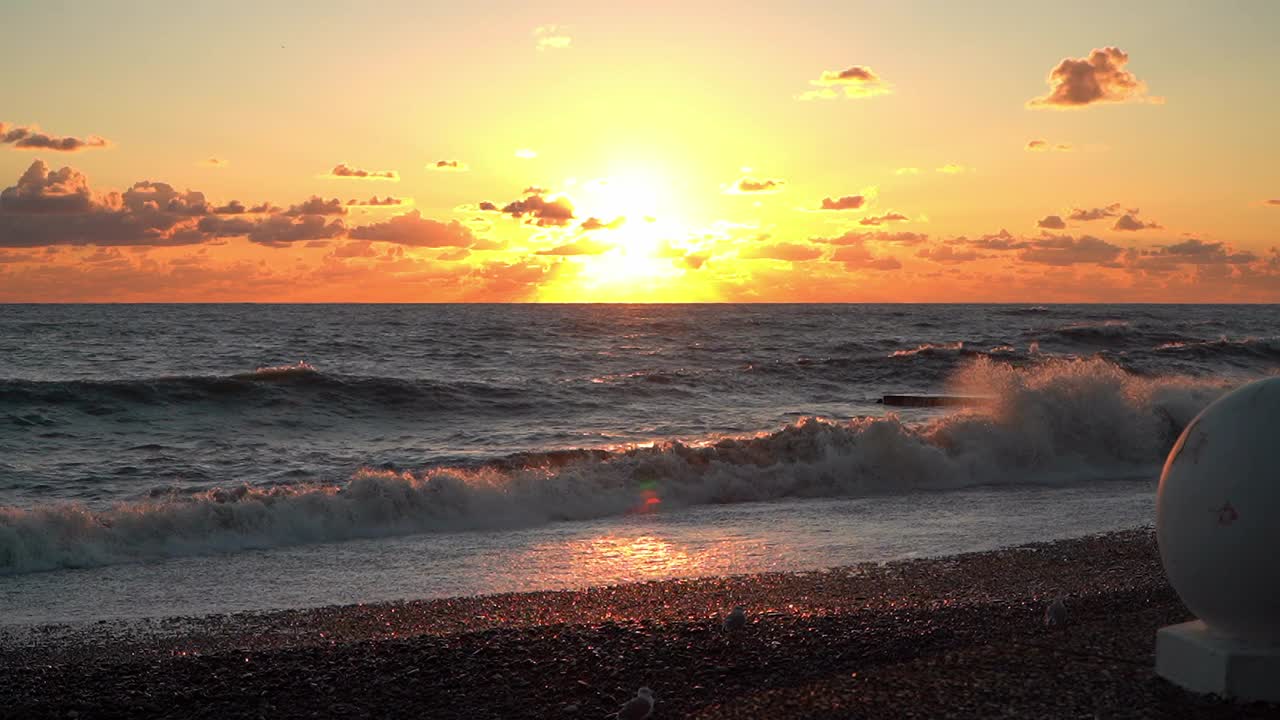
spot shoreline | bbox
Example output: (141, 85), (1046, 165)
(5, 528), (1276, 718)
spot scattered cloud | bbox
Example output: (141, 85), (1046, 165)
(347, 196), (407, 207)
(831, 243), (901, 270)
(1018, 234), (1123, 266)
(916, 245), (984, 264)
(1026, 140), (1073, 152)
(348, 210), (476, 247)
(284, 196), (347, 216)
(819, 230), (927, 246)
(1068, 203), (1123, 222)
(819, 195), (867, 211)
(859, 212), (909, 226)
(1028, 47), (1159, 109)
(726, 177), (785, 195)
(580, 216), (625, 231)
(1112, 213), (1162, 231)
(740, 241), (823, 262)
(1037, 215), (1066, 230)
(936, 164), (971, 174)
(799, 66), (891, 100)
(534, 25), (571, 51)
(0, 122), (111, 152)
(428, 160), (468, 172)
(536, 238), (613, 256)
(326, 163), (398, 181)
(1127, 239), (1256, 271)
(498, 193), (575, 226)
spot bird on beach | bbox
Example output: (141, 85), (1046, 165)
(722, 605), (747, 631)
(1044, 595), (1068, 628)
(610, 687), (654, 720)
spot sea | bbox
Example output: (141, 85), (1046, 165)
(1, 304), (1275, 625)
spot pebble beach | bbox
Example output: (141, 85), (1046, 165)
(4, 529), (1277, 719)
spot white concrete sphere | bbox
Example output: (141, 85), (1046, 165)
(1157, 377), (1280, 642)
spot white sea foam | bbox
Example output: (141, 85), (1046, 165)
(0, 358), (1234, 575)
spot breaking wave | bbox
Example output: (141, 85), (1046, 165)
(0, 357), (1233, 575)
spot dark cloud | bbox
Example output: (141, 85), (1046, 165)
(956, 229), (1028, 251)
(347, 196), (406, 207)
(727, 177), (785, 194)
(1028, 47), (1155, 108)
(1018, 235), (1122, 266)
(428, 160), (468, 172)
(330, 241), (378, 259)
(1267, 199), (1280, 206)
(348, 210), (476, 247)
(498, 193), (575, 226)
(819, 230), (927, 246)
(1067, 203), (1122, 222)
(823, 234), (902, 270)
(1112, 214), (1162, 231)
(916, 245), (984, 264)
(245, 215), (346, 247)
(1037, 215), (1066, 230)
(820, 195), (867, 211)
(1128, 239), (1257, 271)
(478, 201), (498, 211)
(1026, 140), (1073, 152)
(285, 196), (348, 216)
(249, 202), (281, 214)
(0, 160), (95, 213)
(0, 122), (111, 152)
(580, 216), (625, 231)
(859, 212), (909, 226)
(740, 241), (823, 262)
(327, 163), (398, 180)
(535, 238), (613, 256)
(214, 200), (247, 215)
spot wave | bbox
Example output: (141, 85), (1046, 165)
(0, 365), (543, 419)
(0, 357), (1234, 576)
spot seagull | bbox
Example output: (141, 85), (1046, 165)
(1044, 595), (1067, 628)
(722, 605), (747, 631)
(611, 687), (654, 720)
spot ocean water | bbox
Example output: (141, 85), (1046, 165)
(1, 304), (1276, 624)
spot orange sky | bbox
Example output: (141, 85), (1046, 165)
(0, 1), (1277, 302)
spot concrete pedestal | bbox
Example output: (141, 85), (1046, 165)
(1156, 620), (1280, 702)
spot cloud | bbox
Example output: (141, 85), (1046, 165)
(0, 160), (96, 214)
(536, 238), (612, 256)
(428, 160), (468, 172)
(819, 195), (867, 211)
(534, 25), (571, 51)
(498, 193), (575, 226)
(831, 243), (901, 270)
(1112, 213), (1162, 231)
(1037, 215), (1066, 230)
(330, 241), (378, 259)
(477, 201), (498, 211)
(916, 245), (984, 264)
(348, 210), (476, 247)
(958, 229), (1028, 251)
(936, 164), (970, 174)
(514, 148), (537, 159)
(1267, 199), (1280, 206)
(1026, 140), (1073, 152)
(1128, 239), (1256, 271)
(740, 241), (823, 262)
(1067, 203), (1122, 221)
(580, 216), (625, 231)
(201, 157), (228, 167)
(326, 163), (398, 181)
(859, 212), (909, 226)
(0, 122), (111, 152)
(203, 214), (346, 248)
(725, 177), (785, 194)
(346, 196), (406, 207)
(819, 230), (927, 246)
(1028, 47), (1157, 109)
(1017, 234), (1122, 265)
(284, 196), (348, 216)
(894, 167), (920, 175)
(214, 200), (246, 214)
(798, 66), (891, 100)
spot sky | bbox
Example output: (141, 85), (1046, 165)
(1, 0), (1277, 302)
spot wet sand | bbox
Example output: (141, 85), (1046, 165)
(3, 528), (1277, 719)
